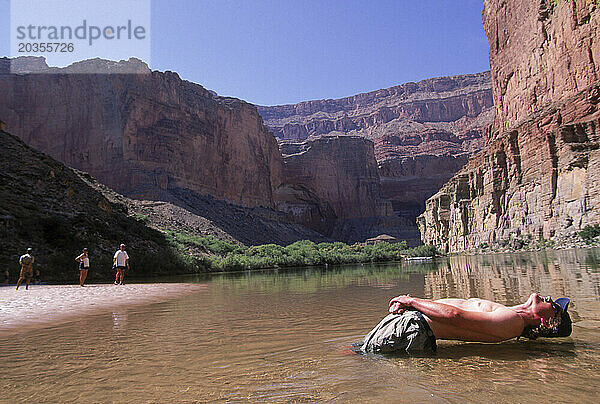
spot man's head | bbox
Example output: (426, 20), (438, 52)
(120, 244), (125, 251)
(26, 248), (33, 253)
(539, 297), (572, 338)
(521, 293), (572, 339)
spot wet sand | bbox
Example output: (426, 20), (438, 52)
(0, 283), (205, 336)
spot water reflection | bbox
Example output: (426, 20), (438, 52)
(424, 249), (600, 322)
(1, 249), (599, 402)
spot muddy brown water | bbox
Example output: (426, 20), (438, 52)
(1, 249), (599, 402)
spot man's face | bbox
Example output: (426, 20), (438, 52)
(529, 293), (558, 325)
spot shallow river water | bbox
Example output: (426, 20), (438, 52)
(1, 249), (599, 403)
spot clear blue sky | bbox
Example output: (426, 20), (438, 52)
(0, 0), (490, 105)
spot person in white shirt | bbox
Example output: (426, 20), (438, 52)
(113, 244), (129, 285)
(75, 248), (90, 287)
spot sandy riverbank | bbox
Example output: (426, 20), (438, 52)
(0, 283), (205, 336)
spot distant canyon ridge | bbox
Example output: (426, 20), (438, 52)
(258, 72), (494, 243)
(0, 56), (493, 245)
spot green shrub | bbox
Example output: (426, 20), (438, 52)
(162, 231), (440, 273)
(134, 213), (149, 224)
(579, 224), (600, 241)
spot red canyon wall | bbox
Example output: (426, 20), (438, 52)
(0, 57), (284, 209)
(419, 0), (600, 252)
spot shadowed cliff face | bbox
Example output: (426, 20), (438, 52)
(0, 127), (193, 280)
(0, 57), (284, 209)
(419, 0), (600, 252)
(275, 135), (394, 240)
(258, 73), (494, 240)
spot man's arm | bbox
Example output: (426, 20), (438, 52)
(389, 295), (524, 341)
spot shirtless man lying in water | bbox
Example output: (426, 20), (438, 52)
(360, 293), (572, 354)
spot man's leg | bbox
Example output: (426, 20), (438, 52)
(118, 268), (124, 284)
(115, 267), (120, 284)
(16, 276), (23, 290)
(25, 277), (31, 290)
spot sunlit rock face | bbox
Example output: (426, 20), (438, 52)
(259, 73), (494, 242)
(0, 57), (284, 209)
(419, 0), (600, 253)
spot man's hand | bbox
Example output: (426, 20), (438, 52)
(389, 294), (413, 314)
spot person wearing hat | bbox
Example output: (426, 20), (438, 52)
(16, 248), (35, 290)
(360, 293), (572, 354)
(75, 248), (90, 287)
(113, 244), (129, 285)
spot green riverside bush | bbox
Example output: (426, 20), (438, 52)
(165, 231), (439, 272)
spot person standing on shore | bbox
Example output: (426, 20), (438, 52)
(75, 248), (90, 287)
(4, 269), (9, 285)
(113, 244), (129, 285)
(16, 248), (34, 290)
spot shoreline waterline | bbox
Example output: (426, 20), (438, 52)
(0, 283), (206, 337)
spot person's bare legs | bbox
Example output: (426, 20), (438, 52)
(16, 275), (23, 290)
(115, 268), (120, 284)
(80, 269), (88, 286)
(118, 268), (124, 285)
(25, 277), (30, 290)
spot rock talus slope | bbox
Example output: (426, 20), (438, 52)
(419, 0), (600, 252)
(0, 123), (329, 280)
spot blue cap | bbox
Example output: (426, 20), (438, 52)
(553, 297), (570, 312)
(542, 297), (572, 338)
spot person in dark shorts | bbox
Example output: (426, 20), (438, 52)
(75, 248), (90, 287)
(360, 293), (572, 355)
(16, 248), (34, 290)
(3, 269), (9, 285)
(34, 269), (41, 284)
(113, 244), (129, 285)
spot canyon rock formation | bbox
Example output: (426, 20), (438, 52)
(0, 57), (284, 209)
(419, 0), (600, 252)
(275, 135), (394, 240)
(0, 123), (329, 279)
(0, 57), (397, 243)
(259, 73), (494, 242)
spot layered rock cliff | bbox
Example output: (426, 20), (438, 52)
(418, 0), (600, 252)
(258, 72), (493, 145)
(275, 135), (394, 239)
(1, 57), (397, 244)
(0, 123), (330, 280)
(259, 73), (494, 242)
(0, 57), (284, 209)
